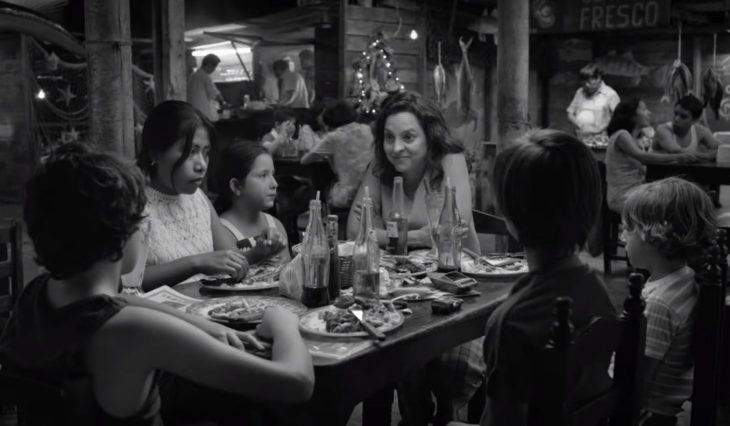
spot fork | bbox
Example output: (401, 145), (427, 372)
(348, 306), (386, 340)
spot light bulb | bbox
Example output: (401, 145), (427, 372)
(410, 29), (418, 40)
(36, 89), (46, 100)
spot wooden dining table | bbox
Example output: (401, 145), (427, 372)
(643, 160), (730, 186)
(175, 274), (513, 426)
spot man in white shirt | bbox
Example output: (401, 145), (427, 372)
(567, 64), (620, 147)
(187, 54), (226, 121)
(273, 59), (309, 109)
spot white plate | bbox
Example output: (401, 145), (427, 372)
(408, 249), (528, 278)
(299, 304), (404, 338)
(201, 280), (279, 292)
(187, 295), (307, 326)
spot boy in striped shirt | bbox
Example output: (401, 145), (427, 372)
(620, 178), (717, 426)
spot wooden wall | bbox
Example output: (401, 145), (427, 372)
(341, 5), (426, 97)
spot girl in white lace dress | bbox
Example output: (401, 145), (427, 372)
(214, 141), (291, 265)
(137, 100), (251, 289)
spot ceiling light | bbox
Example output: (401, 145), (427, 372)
(409, 29), (418, 40)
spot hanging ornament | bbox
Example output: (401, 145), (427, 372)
(56, 85), (77, 108)
(351, 31), (405, 116)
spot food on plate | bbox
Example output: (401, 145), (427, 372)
(463, 256), (528, 275)
(319, 299), (394, 333)
(208, 302), (265, 323)
(382, 256), (434, 276)
(333, 295), (355, 309)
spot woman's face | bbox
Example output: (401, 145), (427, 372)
(383, 112), (428, 176)
(153, 126), (210, 195)
(634, 101), (652, 128)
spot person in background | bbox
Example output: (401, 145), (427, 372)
(273, 59), (309, 109)
(566, 64), (620, 147)
(605, 99), (695, 214)
(302, 100), (374, 209)
(653, 94), (721, 161)
(262, 107), (297, 156)
(621, 178), (717, 426)
(214, 141), (291, 264)
(347, 91), (480, 425)
(299, 49), (316, 105)
(0, 142), (313, 425)
(187, 54), (227, 122)
(137, 101), (257, 290)
(450, 129), (617, 426)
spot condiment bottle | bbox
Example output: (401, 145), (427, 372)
(437, 178), (462, 272)
(386, 176), (408, 255)
(301, 199), (330, 308)
(352, 187), (380, 299)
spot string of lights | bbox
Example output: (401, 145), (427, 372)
(352, 32), (405, 116)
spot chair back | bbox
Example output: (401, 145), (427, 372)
(534, 273), (646, 426)
(471, 209), (521, 252)
(0, 220), (23, 321)
(690, 228), (727, 426)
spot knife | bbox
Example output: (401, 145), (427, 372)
(348, 306), (386, 340)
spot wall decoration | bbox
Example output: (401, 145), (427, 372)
(350, 31), (405, 116)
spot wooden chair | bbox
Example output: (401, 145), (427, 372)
(471, 209), (521, 253)
(0, 219), (23, 325)
(533, 273), (646, 426)
(690, 228), (727, 426)
(596, 161), (629, 276)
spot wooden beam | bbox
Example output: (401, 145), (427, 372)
(152, 0), (186, 103)
(84, 0), (134, 158)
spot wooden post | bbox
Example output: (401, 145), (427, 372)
(496, 0), (530, 150)
(84, 0), (134, 158)
(153, 0), (186, 103)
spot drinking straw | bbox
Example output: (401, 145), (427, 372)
(316, 190), (320, 201)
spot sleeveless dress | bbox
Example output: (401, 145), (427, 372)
(220, 213), (280, 251)
(0, 275), (162, 425)
(606, 129), (646, 213)
(144, 187), (214, 284)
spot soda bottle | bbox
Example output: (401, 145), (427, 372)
(326, 214), (341, 300)
(352, 187), (380, 299)
(386, 176), (408, 255)
(437, 178), (462, 272)
(301, 199), (330, 308)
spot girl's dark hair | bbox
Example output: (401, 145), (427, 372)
(607, 98), (642, 136)
(213, 141), (270, 213)
(138, 100), (214, 186)
(322, 100), (358, 129)
(24, 142), (147, 279)
(492, 129), (601, 256)
(373, 91), (463, 186)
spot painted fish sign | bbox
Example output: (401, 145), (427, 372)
(533, 0), (671, 33)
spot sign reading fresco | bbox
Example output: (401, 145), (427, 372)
(532, 0), (671, 33)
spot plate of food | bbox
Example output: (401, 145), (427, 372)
(380, 254), (437, 278)
(299, 298), (404, 338)
(187, 295), (307, 326)
(200, 277), (278, 292)
(460, 253), (529, 278)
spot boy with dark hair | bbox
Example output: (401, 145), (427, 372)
(452, 129), (617, 426)
(653, 94), (721, 162)
(262, 107), (297, 156)
(567, 63), (620, 147)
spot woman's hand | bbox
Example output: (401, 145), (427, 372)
(192, 250), (249, 280)
(408, 226), (432, 247)
(208, 324), (267, 352)
(674, 153), (698, 163)
(255, 307), (300, 341)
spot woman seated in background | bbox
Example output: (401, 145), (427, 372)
(302, 99), (374, 209)
(606, 98), (696, 214)
(347, 91), (481, 425)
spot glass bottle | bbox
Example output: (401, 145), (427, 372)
(437, 179), (462, 272)
(326, 214), (341, 300)
(301, 199), (330, 308)
(352, 187), (381, 299)
(386, 176), (408, 255)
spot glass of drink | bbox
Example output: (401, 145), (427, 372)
(425, 190), (445, 259)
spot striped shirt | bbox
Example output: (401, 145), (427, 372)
(642, 266), (697, 417)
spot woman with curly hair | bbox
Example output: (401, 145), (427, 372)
(346, 91), (481, 425)
(621, 177), (717, 426)
(346, 91), (479, 253)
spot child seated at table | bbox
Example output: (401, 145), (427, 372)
(454, 129), (617, 426)
(262, 107), (297, 157)
(214, 141), (291, 264)
(621, 178), (716, 425)
(0, 142), (314, 424)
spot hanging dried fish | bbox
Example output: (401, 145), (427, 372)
(434, 42), (447, 108)
(457, 37), (477, 129)
(702, 34), (724, 119)
(661, 59), (692, 103)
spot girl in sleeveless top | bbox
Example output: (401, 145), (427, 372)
(214, 141), (291, 265)
(137, 101), (251, 290)
(605, 99), (696, 214)
(0, 143), (313, 425)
